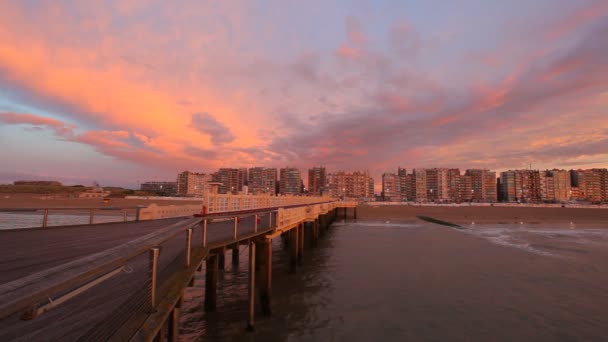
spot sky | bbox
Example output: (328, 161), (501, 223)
(0, 0), (607, 189)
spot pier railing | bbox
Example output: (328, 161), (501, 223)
(0, 206), (144, 229)
(138, 194), (333, 220)
(0, 200), (357, 340)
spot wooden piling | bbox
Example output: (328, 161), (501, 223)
(290, 228), (298, 272)
(258, 239), (272, 316)
(298, 223), (304, 264)
(205, 255), (218, 311)
(218, 252), (225, 270)
(354, 207), (357, 220)
(247, 241), (256, 331)
(168, 294), (183, 342)
(232, 247), (240, 267)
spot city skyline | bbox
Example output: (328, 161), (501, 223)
(0, 1), (607, 188)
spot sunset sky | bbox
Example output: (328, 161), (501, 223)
(0, 0), (607, 188)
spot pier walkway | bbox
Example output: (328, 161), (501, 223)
(0, 196), (357, 341)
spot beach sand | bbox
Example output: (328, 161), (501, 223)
(357, 204), (608, 226)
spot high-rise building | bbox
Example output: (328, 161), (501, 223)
(247, 167), (277, 195)
(327, 171), (374, 199)
(308, 166), (327, 195)
(425, 168), (450, 202)
(571, 169), (608, 202)
(460, 173), (474, 202)
(413, 168), (427, 202)
(238, 168), (248, 191)
(176, 171), (213, 197)
(279, 167), (302, 195)
(539, 169), (571, 202)
(214, 168), (248, 194)
(499, 171), (517, 202)
(499, 170), (541, 202)
(465, 169), (497, 202)
(382, 173), (400, 201)
(447, 169), (462, 202)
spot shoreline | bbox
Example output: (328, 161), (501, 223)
(357, 204), (608, 226)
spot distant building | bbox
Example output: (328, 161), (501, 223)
(140, 181), (177, 195)
(279, 167), (302, 195)
(308, 166), (327, 195)
(465, 169), (497, 202)
(447, 169), (462, 202)
(213, 168), (238, 194)
(327, 171), (374, 199)
(499, 170), (541, 202)
(426, 168), (450, 202)
(176, 171), (212, 197)
(78, 185), (111, 198)
(382, 173), (400, 201)
(539, 170), (571, 202)
(248, 167), (277, 195)
(571, 169), (608, 202)
(413, 169), (427, 202)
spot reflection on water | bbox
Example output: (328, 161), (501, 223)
(180, 220), (608, 341)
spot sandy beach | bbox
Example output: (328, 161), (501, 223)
(358, 204), (608, 226)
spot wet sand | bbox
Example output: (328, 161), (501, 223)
(358, 204), (608, 226)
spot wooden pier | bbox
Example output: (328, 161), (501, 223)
(0, 198), (357, 341)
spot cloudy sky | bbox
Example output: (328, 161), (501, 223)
(0, 0), (607, 188)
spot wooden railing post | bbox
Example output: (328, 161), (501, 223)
(202, 219), (208, 248)
(186, 228), (192, 267)
(254, 214), (258, 232)
(123, 210), (128, 222)
(247, 241), (256, 331)
(149, 247), (160, 308)
(42, 209), (49, 228)
(89, 209), (94, 225)
(233, 217), (238, 240)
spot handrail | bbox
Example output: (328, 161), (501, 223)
(0, 207), (145, 211)
(0, 206), (147, 228)
(0, 216), (202, 319)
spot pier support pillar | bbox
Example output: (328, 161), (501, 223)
(247, 241), (256, 331)
(218, 251), (225, 270)
(258, 238), (272, 316)
(354, 207), (357, 220)
(298, 223), (304, 264)
(154, 323), (165, 342)
(168, 294), (183, 342)
(344, 207), (347, 219)
(205, 255), (218, 311)
(314, 219), (319, 243)
(232, 246), (240, 267)
(289, 227), (298, 272)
